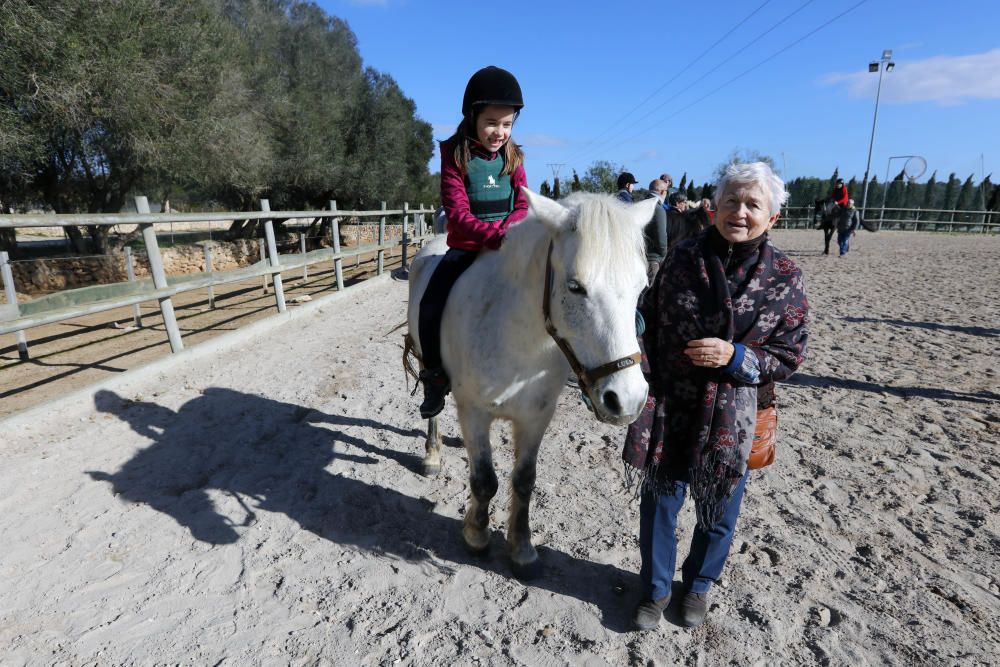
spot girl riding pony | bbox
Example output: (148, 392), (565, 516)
(417, 66), (528, 418)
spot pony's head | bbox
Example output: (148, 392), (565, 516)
(522, 189), (656, 425)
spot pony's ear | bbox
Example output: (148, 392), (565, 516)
(627, 196), (660, 231)
(522, 187), (571, 231)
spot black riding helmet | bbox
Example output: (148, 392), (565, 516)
(462, 66), (524, 117)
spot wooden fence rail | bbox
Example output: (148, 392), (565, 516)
(0, 197), (436, 360)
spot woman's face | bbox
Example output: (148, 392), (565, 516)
(714, 182), (779, 243)
(475, 105), (517, 152)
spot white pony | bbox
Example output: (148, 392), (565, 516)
(406, 189), (656, 578)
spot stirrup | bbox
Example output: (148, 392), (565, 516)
(418, 369), (450, 418)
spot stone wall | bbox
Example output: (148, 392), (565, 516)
(7, 239), (262, 295)
(4, 222), (426, 297)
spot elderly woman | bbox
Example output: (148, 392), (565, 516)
(624, 162), (809, 631)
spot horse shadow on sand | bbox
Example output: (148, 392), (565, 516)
(841, 316), (1000, 338)
(88, 388), (637, 632)
(787, 373), (1000, 405)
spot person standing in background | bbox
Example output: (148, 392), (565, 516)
(616, 172), (638, 203)
(642, 179), (669, 283)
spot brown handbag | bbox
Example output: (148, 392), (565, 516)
(748, 405), (778, 469)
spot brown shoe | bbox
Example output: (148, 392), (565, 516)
(632, 594), (671, 631)
(680, 591), (709, 627)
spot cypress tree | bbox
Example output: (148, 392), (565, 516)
(828, 168), (840, 193)
(885, 169), (906, 211)
(985, 179), (1000, 227)
(955, 174), (976, 222)
(938, 173), (959, 220)
(920, 171), (938, 213)
(954, 174), (976, 217)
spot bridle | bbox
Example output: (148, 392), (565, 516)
(542, 241), (642, 399)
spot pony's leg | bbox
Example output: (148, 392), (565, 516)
(458, 406), (497, 555)
(506, 417), (548, 580)
(422, 416), (442, 476)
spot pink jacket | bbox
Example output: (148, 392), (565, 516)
(440, 138), (528, 251)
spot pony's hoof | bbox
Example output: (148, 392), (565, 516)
(463, 538), (491, 559)
(510, 557), (542, 581)
(422, 461), (441, 477)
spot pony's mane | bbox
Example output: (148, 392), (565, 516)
(562, 193), (645, 286)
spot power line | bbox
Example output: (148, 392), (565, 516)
(565, 0), (819, 166)
(562, 0), (774, 163)
(612, 0), (869, 151)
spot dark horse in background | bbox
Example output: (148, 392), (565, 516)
(666, 205), (712, 252)
(813, 199), (876, 254)
(813, 199), (851, 255)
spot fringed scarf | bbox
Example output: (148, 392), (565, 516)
(623, 227), (809, 528)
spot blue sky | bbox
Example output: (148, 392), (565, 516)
(318, 0), (1000, 192)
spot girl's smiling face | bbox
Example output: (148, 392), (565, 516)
(475, 104), (517, 152)
(714, 182), (780, 243)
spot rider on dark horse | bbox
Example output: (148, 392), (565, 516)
(817, 178), (849, 255)
(830, 178), (849, 211)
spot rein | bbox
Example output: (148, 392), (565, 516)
(542, 241), (642, 398)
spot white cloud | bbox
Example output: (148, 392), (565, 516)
(824, 48), (1000, 106)
(634, 149), (659, 162)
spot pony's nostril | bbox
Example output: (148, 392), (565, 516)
(603, 390), (622, 415)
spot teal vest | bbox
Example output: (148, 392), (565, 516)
(465, 153), (514, 222)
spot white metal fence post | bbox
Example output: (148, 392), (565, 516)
(203, 244), (216, 309)
(135, 196), (183, 353)
(378, 201), (386, 275)
(401, 202), (409, 271)
(329, 200), (344, 291)
(258, 238), (269, 293)
(260, 199), (286, 313)
(1, 250), (29, 360)
(300, 232), (308, 281)
(124, 246), (143, 327)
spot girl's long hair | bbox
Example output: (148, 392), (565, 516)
(448, 110), (524, 177)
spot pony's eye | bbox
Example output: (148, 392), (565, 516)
(566, 279), (587, 295)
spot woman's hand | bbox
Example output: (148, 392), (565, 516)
(685, 338), (735, 368)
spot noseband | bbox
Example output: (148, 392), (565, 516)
(542, 241), (642, 398)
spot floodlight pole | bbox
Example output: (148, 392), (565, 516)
(860, 50), (894, 219)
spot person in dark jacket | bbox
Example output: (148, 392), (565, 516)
(616, 172), (638, 203)
(837, 199), (860, 256)
(642, 179), (669, 282)
(624, 161), (809, 632)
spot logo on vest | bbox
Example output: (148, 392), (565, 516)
(485, 175), (499, 189)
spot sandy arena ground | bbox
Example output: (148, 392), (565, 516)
(1, 230), (998, 665)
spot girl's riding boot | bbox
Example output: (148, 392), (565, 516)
(419, 368), (451, 418)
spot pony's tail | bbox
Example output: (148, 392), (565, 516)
(402, 332), (422, 396)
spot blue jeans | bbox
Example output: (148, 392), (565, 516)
(638, 469), (749, 599)
(837, 230), (852, 255)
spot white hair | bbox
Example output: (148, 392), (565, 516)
(713, 162), (789, 215)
